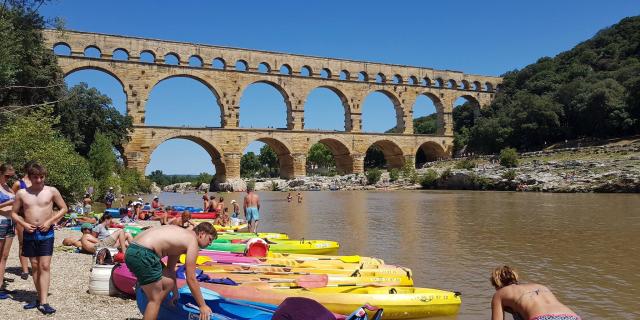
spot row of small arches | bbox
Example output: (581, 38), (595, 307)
(54, 43), (498, 92)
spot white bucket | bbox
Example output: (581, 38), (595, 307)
(88, 264), (118, 296)
(230, 217), (241, 226)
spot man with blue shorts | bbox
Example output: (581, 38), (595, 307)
(12, 163), (67, 315)
(243, 184), (261, 233)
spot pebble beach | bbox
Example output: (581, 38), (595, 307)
(0, 223), (158, 320)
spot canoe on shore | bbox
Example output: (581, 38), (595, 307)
(207, 239), (339, 255)
(176, 279), (461, 319)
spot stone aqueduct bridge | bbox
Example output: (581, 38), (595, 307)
(44, 30), (502, 181)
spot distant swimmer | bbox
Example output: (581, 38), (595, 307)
(243, 185), (261, 233)
(490, 265), (580, 320)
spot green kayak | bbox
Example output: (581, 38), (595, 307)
(206, 239), (340, 255)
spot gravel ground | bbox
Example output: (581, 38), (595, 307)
(0, 223), (157, 320)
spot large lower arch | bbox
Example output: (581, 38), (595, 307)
(415, 141), (448, 168)
(365, 139), (405, 169)
(147, 74), (223, 126)
(147, 136), (226, 182)
(243, 137), (295, 179)
(308, 137), (353, 174)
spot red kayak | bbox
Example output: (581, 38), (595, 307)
(150, 210), (218, 220)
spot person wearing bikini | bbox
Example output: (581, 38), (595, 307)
(490, 265), (580, 320)
(0, 164), (17, 299)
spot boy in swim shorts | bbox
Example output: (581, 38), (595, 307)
(125, 222), (217, 320)
(11, 163), (67, 315)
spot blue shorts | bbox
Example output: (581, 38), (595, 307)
(246, 207), (260, 222)
(23, 228), (54, 257)
(0, 218), (15, 239)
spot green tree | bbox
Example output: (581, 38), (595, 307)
(499, 148), (519, 168)
(307, 143), (335, 175)
(258, 144), (279, 177)
(0, 107), (92, 201)
(0, 0), (63, 125)
(240, 152), (261, 177)
(54, 83), (133, 156)
(87, 132), (118, 197)
(365, 168), (382, 185)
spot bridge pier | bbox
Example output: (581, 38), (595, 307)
(222, 153), (241, 180)
(351, 154), (365, 174)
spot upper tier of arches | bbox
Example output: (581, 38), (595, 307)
(46, 30), (502, 93)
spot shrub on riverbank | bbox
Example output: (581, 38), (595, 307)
(419, 169), (439, 188)
(389, 168), (400, 181)
(500, 148), (519, 167)
(455, 159), (477, 170)
(365, 168), (382, 185)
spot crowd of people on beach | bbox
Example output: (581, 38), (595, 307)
(0, 161), (581, 319)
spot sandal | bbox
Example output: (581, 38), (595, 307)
(38, 303), (56, 315)
(20, 272), (29, 280)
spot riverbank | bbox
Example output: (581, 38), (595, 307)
(161, 139), (639, 193)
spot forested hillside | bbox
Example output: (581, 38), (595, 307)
(462, 16), (640, 153)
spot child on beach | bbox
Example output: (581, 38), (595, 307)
(11, 163), (67, 314)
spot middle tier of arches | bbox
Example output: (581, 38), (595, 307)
(58, 56), (494, 136)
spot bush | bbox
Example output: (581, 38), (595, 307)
(419, 169), (439, 188)
(469, 173), (493, 190)
(365, 168), (382, 185)
(389, 168), (400, 182)
(246, 180), (256, 191)
(440, 168), (453, 181)
(269, 180), (280, 191)
(500, 148), (519, 168)
(502, 169), (517, 181)
(0, 107), (92, 202)
(455, 159), (476, 170)
(401, 161), (416, 178)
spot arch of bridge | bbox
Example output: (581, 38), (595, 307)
(125, 126), (454, 179)
(48, 29), (501, 135)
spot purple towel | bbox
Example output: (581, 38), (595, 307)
(271, 297), (336, 320)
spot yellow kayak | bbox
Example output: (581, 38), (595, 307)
(192, 280), (461, 319)
(199, 269), (414, 287)
(198, 263), (413, 281)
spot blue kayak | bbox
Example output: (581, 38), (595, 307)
(136, 285), (277, 320)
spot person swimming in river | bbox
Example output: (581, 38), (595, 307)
(490, 265), (580, 320)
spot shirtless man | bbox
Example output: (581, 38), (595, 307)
(243, 185), (261, 233)
(125, 223), (216, 320)
(11, 163), (67, 315)
(167, 211), (195, 230)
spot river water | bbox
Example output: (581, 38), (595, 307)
(153, 190), (640, 319)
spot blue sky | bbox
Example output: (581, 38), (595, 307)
(43, 1), (639, 174)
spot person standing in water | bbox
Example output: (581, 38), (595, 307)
(490, 265), (580, 320)
(287, 193), (292, 203)
(297, 192), (303, 203)
(0, 164), (17, 299)
(11, 162), (33, 281)
(243, 185), (261, 233)
(11, 163), (67, 314)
